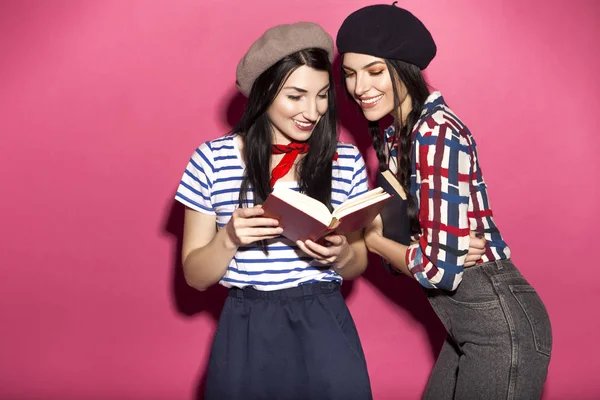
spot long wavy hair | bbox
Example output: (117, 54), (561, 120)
(365, 60), (430, 235)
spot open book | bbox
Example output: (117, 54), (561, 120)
(262, 186), (392, 242)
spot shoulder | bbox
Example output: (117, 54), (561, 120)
(414, 93), (474, 142)
(335, 141), (364, 163)
(201, 134), (236, 154)
(188, 134), (239, 174)
(414, 106), (471, 148)
(194, 134), (238, 159)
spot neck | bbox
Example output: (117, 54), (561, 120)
(396, 93), (413, 125)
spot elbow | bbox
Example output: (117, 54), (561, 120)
(183, 273), (210, 291)
(182, 264), (212, 292)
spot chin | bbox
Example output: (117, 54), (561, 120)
(361, 108), (388, 122)
(284, 130), (313, 143)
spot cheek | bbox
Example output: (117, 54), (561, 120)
(270, 99), (297, 119)
(317, 100), (328, 116)
(344, 77), (356, 93)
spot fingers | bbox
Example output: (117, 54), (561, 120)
(469, 231), (487, 249)
(297, 235), (346, 264)
(464, 253), (482, 267)
(227, 206), (282, 246)
(232, 207), (280, 228)
(235, 206), (265, 218)
(323, 234), (344, 246)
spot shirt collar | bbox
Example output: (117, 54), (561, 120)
(384, 91), (446, 143)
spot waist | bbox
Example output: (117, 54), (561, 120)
(229, 281), (340, 300)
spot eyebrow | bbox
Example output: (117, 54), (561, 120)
(342, 61), (385, 71)
(283, 84), (330, 92)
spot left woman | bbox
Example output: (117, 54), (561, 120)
(175, 22), (372, 399)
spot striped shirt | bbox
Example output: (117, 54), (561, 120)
(386, 91), (510, 291)
(175, 134), (369, 291)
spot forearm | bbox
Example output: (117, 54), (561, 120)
(183, 228), (238, 291)
(334, 231), (368, 279)
(365, 232), (411, 277)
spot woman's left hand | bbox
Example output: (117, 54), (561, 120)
(296, 234), (351, 268)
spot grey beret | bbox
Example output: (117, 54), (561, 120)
(236, 22), (334, 96)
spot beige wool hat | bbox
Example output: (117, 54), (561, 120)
(235, 22), (334, 96)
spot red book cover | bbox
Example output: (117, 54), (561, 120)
(262, 194), (331, 242)
(262, 187), (392, 242)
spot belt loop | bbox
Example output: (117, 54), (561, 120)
(235, 288), (244, 299)
(301, 283), (313, 296)
(495, 259), (503, 270)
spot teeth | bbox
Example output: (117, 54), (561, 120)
(294, 120), (312, 127)
(361, 95), (383, 104)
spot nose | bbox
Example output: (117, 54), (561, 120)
(354, 73), (369, 97)
(302, 97), (319, 122)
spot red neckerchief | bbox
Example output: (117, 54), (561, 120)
(270, 143), (338, 187)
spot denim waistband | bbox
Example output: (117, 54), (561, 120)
(467, 258), (516, 275)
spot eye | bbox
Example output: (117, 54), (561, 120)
(369, 70), (384, 76)
(287, 95), (301, 101)
(343, 71), (355, 78)
(318, 93), (328, 99)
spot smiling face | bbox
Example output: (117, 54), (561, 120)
(267, 65), (330, 144)
(342, 53), (403, 122)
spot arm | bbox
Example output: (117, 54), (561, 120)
(365, 215), (486, 275)
(405, 124), (472, 291)
(182, 208), (235, 290)
(176, 142), (281, 291)
(182, 206), (283, 291)
(335, 230), (368, 279)
(364, 214), (411, 276)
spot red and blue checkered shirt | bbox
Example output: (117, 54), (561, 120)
(386, 92), (511, 291)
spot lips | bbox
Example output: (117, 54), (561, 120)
(293, 119), (315, 131)
(357, 94), (383, 109)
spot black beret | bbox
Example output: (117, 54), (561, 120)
(336, 4), (437, 70)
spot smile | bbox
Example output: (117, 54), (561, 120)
(358, 94), (383, 108)
(293, 120), (315, 131)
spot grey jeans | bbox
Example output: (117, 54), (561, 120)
(423, 259), (552, 400)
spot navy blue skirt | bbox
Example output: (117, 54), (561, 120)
(204, 281), (373, 400)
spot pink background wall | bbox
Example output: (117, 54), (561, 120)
(1, 0), (598, 399)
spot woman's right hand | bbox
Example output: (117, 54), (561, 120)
(224, 205), (283, 247)
(465, 231), (487, 267)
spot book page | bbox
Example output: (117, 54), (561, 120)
(333, 191), (391, 220)
(270, 186), (333, 225)
(381, 170), (407, 200)
(332, 187), (386, 217)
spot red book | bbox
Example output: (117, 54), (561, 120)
(262, 186), (392, 242)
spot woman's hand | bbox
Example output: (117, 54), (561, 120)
(296, 234), (352, 269)
(224, 206), (283, 248)
(465, 231), (487, 267)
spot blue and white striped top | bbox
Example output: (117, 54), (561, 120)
(175, 134), (370, 291)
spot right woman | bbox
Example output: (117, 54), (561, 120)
(336, 4), (552, 399)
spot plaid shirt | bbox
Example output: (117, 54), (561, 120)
(386, 92), (510, 291)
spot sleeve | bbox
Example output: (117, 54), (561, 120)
(174, 142), (216, 215)
(347, 147), (370, 199)
(405, 124), (472, 291)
